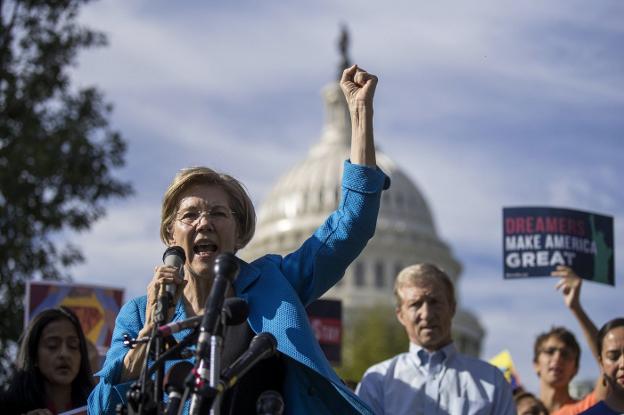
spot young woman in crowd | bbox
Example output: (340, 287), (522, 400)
(580, 318), (624, 414)
(0, 307), (93, 414)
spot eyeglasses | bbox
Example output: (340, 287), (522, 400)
(176, 206), (236, 226)
(540, 346), (575, 361)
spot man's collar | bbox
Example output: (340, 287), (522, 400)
(409, 341), (457, 365)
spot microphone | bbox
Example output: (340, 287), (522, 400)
(256, 390), (284, 415)
(190, 253), (240, 414)
(220, 296), (249, 326)
(158, 297), (249, 336)
(164, 361), (193, 415)
(162, 246), (186, 299)
(189, 333), (277, 414)
(220, 332), (278, 390)
(151, 247), (187, 406)
(200, 253), (239, 337)
(155, 246), (186, 325)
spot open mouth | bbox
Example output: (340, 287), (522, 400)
(194, 242), (218, 257)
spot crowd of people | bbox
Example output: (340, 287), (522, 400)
(355, 263), (623, 415)
(0, 65), (622, 414)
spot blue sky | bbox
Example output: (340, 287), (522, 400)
(68, 0), (623, 394)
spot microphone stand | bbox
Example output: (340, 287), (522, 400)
(189, 253), (239, 415)
(119, 247), (186, 415)
(189, 294), (228, 415)
(121, 320), (193, 415)
(122, 327), (157, 415)
(153, 289), (172, 410)
(147, 330), (197, 378)
(208, 306), (231, 414)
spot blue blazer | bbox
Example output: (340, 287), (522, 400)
(88, 161), (389, 414)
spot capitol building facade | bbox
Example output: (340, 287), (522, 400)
(240, 67), (484, 358)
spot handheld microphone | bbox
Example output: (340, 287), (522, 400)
(164, 361), (193, 415)
(158, 297), (249, 337)
(256, 390), (284, 415)
(220, 332), (278, 390)
(162, 246), (186, 299)
(155, 246), (185, 326)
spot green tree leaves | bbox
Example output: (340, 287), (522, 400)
(336, 305), (407, 385)
(0, 0), (132, 379)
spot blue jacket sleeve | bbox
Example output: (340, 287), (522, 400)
(275, 160), (389, 305)
(88, 297), (147, 414)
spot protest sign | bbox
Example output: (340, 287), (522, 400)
(25, 281), (124, 353)
(307, 299), (342, 365)
(503, 207), (614, 285)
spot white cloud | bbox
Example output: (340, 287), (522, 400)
(70, 201), (163, 300)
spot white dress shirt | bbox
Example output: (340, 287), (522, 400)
(356, 342), (516, 415)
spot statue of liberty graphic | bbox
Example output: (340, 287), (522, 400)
(590, 214), (614, 285)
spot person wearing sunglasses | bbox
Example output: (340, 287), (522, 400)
(532, 266), (607, 414)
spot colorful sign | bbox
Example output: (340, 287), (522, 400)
(25, 281), (124, 353)
(503, 207), (614, 285)
(306, 299), (342, 365)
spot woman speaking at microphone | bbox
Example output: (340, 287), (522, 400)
(88, 64), (388, 415)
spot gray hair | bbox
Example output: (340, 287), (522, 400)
(393, 263), (456, 309)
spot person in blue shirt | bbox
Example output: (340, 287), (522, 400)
(356, 263), (516, 415)
(580, 318), (624, 415)
(88, 64), (388, 415)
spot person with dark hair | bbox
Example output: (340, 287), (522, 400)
(580, 318), (624, 414)
(533, 266), (607, 414)
(356, 263), (515, 414)
(0, 306), (93, 414)
(533, 326), (583, 412)
(514, 389), (549, 415)
(89, 65), (387, 414)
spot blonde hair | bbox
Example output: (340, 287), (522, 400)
(160, 166), (256, 249)
(393, 263), (456, 309)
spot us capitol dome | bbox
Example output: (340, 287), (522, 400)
(240, 39), (484, 357)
